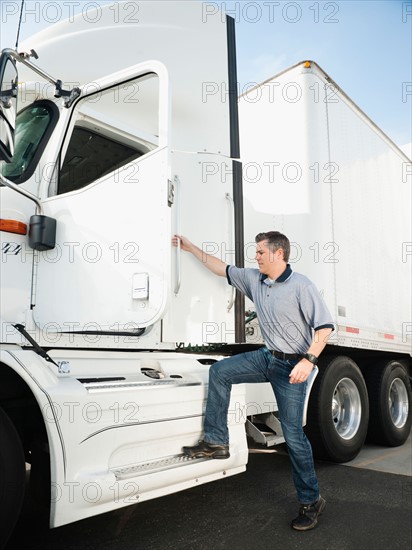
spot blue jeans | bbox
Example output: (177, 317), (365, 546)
(203, 347), (319, 504)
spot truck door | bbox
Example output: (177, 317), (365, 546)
(33, 63), (171, 334)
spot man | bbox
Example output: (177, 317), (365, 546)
(173, 231), (334, 531)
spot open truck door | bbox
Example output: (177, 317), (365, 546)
(32, 62), (172, 336)
(0, 51), (18, 162)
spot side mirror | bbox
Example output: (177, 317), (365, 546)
(0, 51), (18, 163)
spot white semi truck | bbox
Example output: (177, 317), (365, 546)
(0, 1), (410, 546)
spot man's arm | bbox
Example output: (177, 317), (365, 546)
(306, 327), (333, 358)
(172, 235), (227, 277)
(289, 327), (333, 385)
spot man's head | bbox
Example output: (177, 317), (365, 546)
(254, 231), (290, 275)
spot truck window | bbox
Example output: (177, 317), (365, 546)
(58, 128), (142, 194)
(0, 101), (58, 184)
(57, 73), (159, 195)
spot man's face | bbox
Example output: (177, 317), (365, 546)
(255, 240), (283, 275)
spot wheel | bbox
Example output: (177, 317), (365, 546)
(305, 355), (369, 463)
(364, 359), (412, 446)
(0, 407), (26, 548)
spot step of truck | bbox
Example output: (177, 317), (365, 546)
(79, 378), (201, 393)
(112, 454), (208, 480)
(246, 416), (285, 447)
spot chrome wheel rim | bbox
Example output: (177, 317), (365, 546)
(331, 377), (361, 440)
(389, 378), (409, 428)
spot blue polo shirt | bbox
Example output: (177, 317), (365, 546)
(227, 264), (335, 354)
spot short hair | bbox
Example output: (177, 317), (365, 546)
(255, 231), (290, 262)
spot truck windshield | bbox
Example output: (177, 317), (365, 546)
(0, 101), (58, 184)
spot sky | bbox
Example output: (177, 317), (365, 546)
(1, 0), (411, 153)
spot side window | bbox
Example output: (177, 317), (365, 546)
(57, 73), (159, 195)
(1, 101), (58, 184)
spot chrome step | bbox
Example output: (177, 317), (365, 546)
(112, 454), (208, 480)
(82, 379), (201, 393)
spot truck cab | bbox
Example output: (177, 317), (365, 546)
(0, 3), (247, 544)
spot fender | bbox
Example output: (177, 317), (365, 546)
(0, 347), (67, 523)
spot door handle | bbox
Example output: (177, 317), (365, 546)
(225, 192), (235, 312)
(173, 175), (181, 295)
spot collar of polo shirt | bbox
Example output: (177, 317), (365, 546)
(260, 264), (293, 285)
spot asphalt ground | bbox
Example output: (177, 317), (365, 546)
(5, 447), (412, 550)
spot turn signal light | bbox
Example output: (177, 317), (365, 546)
(0, 219), (28, 235)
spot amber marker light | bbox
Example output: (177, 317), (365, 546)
(304, 61), (311, 68)
(0, 219), (28, 235)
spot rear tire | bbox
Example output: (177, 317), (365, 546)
(364, 359), (412, 446)
(305, 355), (369, 463)
(0, 407), (26, 549)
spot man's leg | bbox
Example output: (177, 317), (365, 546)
(183, 347), (270, 458)
(268, 358), (325, 529)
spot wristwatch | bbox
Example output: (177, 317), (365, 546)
(303, 353), (318, 365)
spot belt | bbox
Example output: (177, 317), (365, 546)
(270, 350), (302, 361)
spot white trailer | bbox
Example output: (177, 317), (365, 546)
(237, 60), (412, 461)
(0, 2), (410, 546)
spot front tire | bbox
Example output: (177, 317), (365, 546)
(0, 407), (26, 548)
(364, 359), (412, 446)
(305, 356), (369, 463)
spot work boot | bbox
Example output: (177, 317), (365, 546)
(182, 440), (230, 459)
(291, 496), (326, 531)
